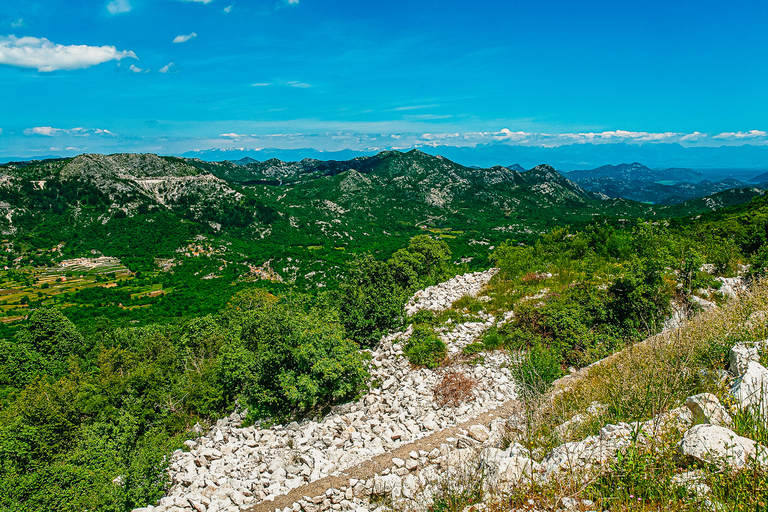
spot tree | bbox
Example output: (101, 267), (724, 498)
(337, 253), (407, 347)
(404, 235), (451, 282)
(16, 308), (85, 360)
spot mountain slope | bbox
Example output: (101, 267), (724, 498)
(0, 150), (760, 291)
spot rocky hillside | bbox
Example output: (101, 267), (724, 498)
(129, 268), (768, 512)
(0, 150), (762, 291)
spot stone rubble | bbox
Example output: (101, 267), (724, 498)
(133, 269), (516, 512)
(405, 269), (498, 316)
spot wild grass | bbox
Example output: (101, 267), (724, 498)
(408, 280), (768, 512)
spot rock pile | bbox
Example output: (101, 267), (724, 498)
(405, 269), (498, 315)
(133, 270), (516, 512)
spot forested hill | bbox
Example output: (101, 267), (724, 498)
(0, 150), (762, 328)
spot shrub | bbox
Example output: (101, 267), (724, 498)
(235, 300), (370, 419)
(608, 256), (674, 331)
(403, 323), (447, 369)
(337, 253), (407, 347)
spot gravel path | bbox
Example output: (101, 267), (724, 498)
(247, 399), (520, 512)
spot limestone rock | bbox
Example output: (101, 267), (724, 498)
(677, 424), (767, 470)
(685, 393), (733, 427)
(670, 469), (711, 497)
(730, 343), (760, 377)
(495, 456), (540, 488)
(467, 425), (490, 443)
(731, 361), (768, 415)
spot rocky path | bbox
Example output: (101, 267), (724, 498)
(248, 399), (520, 512)
(137, 269), (515, 512)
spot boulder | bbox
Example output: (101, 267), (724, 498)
(495, 456), (540, 488)
(468, 425), (490, 443)
(730, 343), (760, 377)
(401, 474), (419, 499)
(670, 469), (710, 497)
(677, 424), (767, 470)
(731, 361), (768, 415)
(372, 474), (402, 500)
(685, 393), (733, 427)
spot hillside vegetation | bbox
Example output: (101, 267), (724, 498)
(0, 152), (767, 510)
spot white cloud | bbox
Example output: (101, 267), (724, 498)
(574, 130), (680, 142)
(159, 62), (175, 73)
(680, 131), (705, 141)
(0, 35), (137, 72)
(220, 133), (246, 140)
(173, 33), (197, 44)
(713, 130), (768, 140)
(25, 126), (58, 136)
(286, 0), (299, 4)
(11, 18), (24, 28)
(24, 126), (116, 137)
(180, 0), (214, 4)
(252, 81), (310, 88)
(129, 64), (147, 73)
(107, 0), (132, 15)
(223, 4), (233, 13)
(494, 128), (533, 142)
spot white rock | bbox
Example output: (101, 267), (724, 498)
(670, 469), (711, 497)
(401, 474), (419, 499)
(731, 343), (760, 377)
(731, 361), (768, 415)
(467, 425), (490, 443)
(496, 457), (540, 487)
(373, 474), (402, 500)
(677, 424), (767, 470)
(685, 393), (733, 427)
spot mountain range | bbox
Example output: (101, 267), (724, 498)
(180, 143), (768, 175)
(0, 150), (763, 289)
(562, 162), (766, 205)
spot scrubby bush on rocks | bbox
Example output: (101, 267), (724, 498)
(403, 323), (447, 369)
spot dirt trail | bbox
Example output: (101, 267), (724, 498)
(247, 399), (520, 512)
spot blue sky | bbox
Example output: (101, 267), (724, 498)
(0, 0), (767, 158)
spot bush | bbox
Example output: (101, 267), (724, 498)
(433, 370), (475, 407)
(511, 342), (563, 396)
(234, 298), (370, 418)
(403, 323), (447, 369)
(337, 253), (407, 347)
(608, 256), (674, 331)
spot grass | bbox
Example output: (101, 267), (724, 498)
(393, 280), (768, 512)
